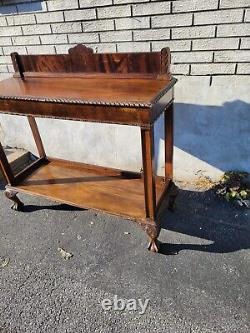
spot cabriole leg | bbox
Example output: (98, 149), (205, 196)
(140, 125), (161, 252)
(5, 189), (24, 211)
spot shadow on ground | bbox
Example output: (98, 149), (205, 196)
(0, 180), (249, 332)
(21, 203), (84, 212)
(1, 180), (248, 256)
(159, 187), (249, 255)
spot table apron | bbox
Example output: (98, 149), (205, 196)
(0, 99), (153, 128)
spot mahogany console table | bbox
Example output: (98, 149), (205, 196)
(0, 44), (178, 252)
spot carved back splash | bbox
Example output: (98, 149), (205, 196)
(11, 44), (171, 78)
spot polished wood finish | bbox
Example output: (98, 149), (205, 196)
(141, 127), (156, 219)
(0, 76), (175, 127)
(15, 44), (171, 77)
(7, 159), (167, 220)
(0, 76), (171, 104)
(0, 44), (177, 252)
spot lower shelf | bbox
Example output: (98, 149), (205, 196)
(8, 158), (170, 220)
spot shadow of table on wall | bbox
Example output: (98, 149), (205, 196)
(155, 99), (250, 173)
(0, 1), (44, 15)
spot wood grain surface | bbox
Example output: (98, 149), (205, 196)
(8, 159), (168, 221)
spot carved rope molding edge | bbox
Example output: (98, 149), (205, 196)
(0, 95), (152, 109)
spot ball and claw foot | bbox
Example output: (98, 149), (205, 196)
(5, 190), (24, 212)
(11, 201), (24, 211)
(148, 239), (160, 253)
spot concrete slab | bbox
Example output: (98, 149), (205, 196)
(0, 182), (249, 333)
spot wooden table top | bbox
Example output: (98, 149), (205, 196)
(0, 76), (174, 107)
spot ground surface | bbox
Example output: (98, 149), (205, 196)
(0, 181), (249, 333)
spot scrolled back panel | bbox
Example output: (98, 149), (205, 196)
(17, 54), (70, 73)
(12, 44), (171, 76)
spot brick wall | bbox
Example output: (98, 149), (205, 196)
(0, 0), (249, 80)
(0, 0), (250, 180)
